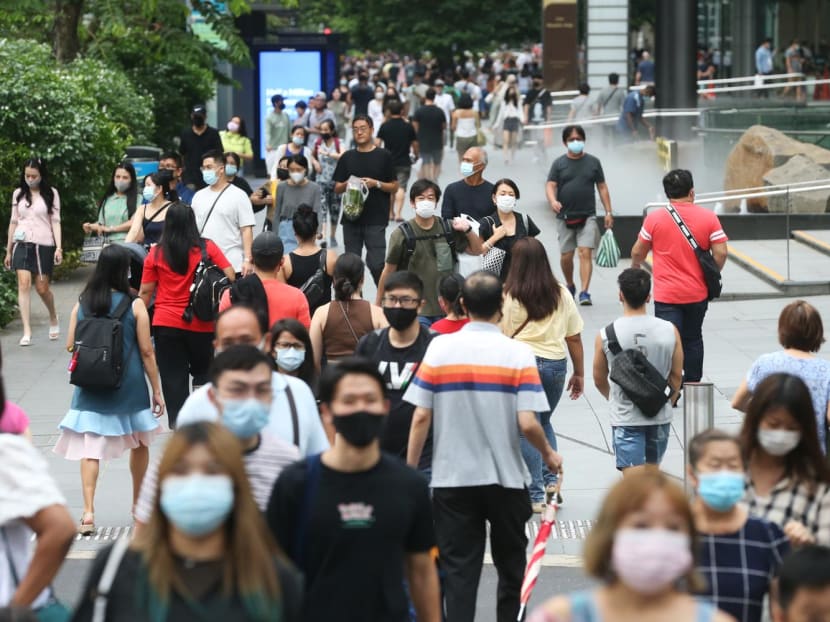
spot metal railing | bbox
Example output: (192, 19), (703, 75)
(683, 383), (715, 493)
(696, 72), (804, 85)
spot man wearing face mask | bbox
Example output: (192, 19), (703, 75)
(158, 151), (195, 205)
(688, 429), (789, 622)
(267, 357), (441, 622)
(376, 179), (482, 326)
(177, 306), (329, 456)
(440, 147), (494, 222)
(134, 346), (300, 530)
(305, 92), (335, 147)
(266, 95), (291, 175)
(546, 124), (613, 306)
(178, 104), (223, 191)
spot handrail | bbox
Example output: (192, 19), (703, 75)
(696, 72), (803, 85)
(694, 179), (830, 198)
(693, 126), (830, 137)
(645, 182), (830, 209)
(699, 78), (830, 94)
(523, 108), (700, 131)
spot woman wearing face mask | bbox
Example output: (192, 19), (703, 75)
(479, 178), (541, 281)
(5, 158), (62, 347)
(282, 206), (336, 316)
(124, 169), (178, 248)
(224, 151), (254, 196)
(529, 470), (733, 622)
(312, 119), (346, 246)
(328, 87), (350, 137)
(451, 93), (481, 163)
(430, 273), (469, 335)
(502, 238), (583, 513)
(740, 373), (830, 546)
(270, 318), (317, 392)
(689, 429), (789, 622)
(273, 126), (321, 177)
(83, 162), (139, 244)
(72, 422), (303, 621)
(274, 155), (323, 254)
(54, 245), (164, 534)
(368, 85), (387, 135)
(309, 253), (387, 373)
(219, 115), (253, 171)
(499, 86), (523, 165)
(258, 156), (290, 231)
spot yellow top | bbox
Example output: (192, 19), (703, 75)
(501, 285), (584, 360)
(219, 131), (253, 158)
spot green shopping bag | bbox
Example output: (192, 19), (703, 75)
(595, 229), (620, 268)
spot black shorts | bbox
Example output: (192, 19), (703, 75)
(503, 117), (521, 133)
(421, 149), (443, 165)
(11, 242), (55, 277)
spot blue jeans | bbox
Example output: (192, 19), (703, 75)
(520, 357), (567, 502)
(278, 219), (298, 254)
(654, 299), (708, 382)
(612, 423), (671, 470)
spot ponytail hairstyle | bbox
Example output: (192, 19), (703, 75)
(332, 253), (364, 301)
(438, 273), (465, 317)
(147, 169), (179, 203)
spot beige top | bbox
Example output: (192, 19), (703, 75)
(501, 285), (584, 359)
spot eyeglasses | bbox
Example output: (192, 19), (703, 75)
(352, 125), (371, 133)
(274, 341), (305, 352)
(382, 295), (420, 308)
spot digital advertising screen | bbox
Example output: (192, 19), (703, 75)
(258, 50), (323, 156)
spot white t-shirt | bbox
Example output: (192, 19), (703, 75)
(434, 92), (456, 123)
(191, 183), (255, 272)
(177, 371), (330, 457)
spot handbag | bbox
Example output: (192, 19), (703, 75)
(595, 229), (621, 268)
(481, 245), (507, 275)
(475, 128), (487, 147)
(605, 322), (671, 418)
(81, 206), (109, 263)
(664, 204), (722, 300)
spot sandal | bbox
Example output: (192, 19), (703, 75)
(49, 318), (60, 341)
(18, 335), (32, 347)
(78, 512), (95, 536)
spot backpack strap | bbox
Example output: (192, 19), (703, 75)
(604, 321), (623, 355)
(400, 221), (417, 261)
(318, 248), (327, 273)
(284, 383), (299, 448)
(294, 453), (323, 569)
(182, 240), (210, 323)
(91, 535), (131, 622)
(438, 217), (457, 257)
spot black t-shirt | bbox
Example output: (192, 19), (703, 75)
(71, 547), (303, 622)
(525, 87), (552, 123)
(546, 153), (605, 218)
(377, 118), (417, 167)
(413, 104), (446, 152)
(230, 176), (253, 196)
(179, 126), (224, 188)
(267, 454), (436, 622)
(333, 147), (396, 227)
(479, 211), (541, 280)
(440, 179), (495, 221)
(351, 84), (374, 116)
(356, 327), (433, 470)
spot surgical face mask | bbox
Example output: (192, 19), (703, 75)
(219, 397), (270, 438)
(758, 429), (801, 456)
(224, 164), (238, 177)
(275, 347), (305, 372)
(114, 180), (130, 193)
(289, 171), (306, 184)
(25, 178), (41, 189)
(697, 470), (746, 512)
(202, 169), (219, 186)
(611, 528), (692, 595)
(383, 306), (419, 331)
(292, 135), (304, 146)
(460, 161), (475, 177)
(160, 474), (234, 537)
(332, 411), (385, 447)
(414, 200), (437, 219)
(496, 195), (516, 212)
(277, 168), (289, 181)
(567, 140), (585, 154)
(192, 114), (206, 128)
(142, 186), (158, 203)
(340, 79), (348, 86)
(375, 92), (384, 100)
(227, 121), (240, 133)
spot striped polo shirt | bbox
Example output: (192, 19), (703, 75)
(404, 322), (549, 489)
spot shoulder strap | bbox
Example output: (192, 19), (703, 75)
(285, 383), (299, 448)
(334, 137), (341, 151)
(92, 536), (131, 622)
(110, 294), (134, 320)
(146, 202), (171, 224)
(295, 453), (323, 568)
(197, 237), (210, 264)
(602, 87), (618, 109)
(604, 321), (623, 355)
(199, 184), (231, 234)
(400, 221), (417, 260)
(664, 204), (700, 251)
(438, 218), (456, 251)
(318, 248), (327, 273)
(511, 317), (532, 339)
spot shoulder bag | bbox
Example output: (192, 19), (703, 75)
(664, 204), (722, 300)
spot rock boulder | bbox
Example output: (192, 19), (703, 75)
(763, 154), (830, 214)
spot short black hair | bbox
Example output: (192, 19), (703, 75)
(318, 356), (388, 404)
(778, 546), (830, 610)
(462, 271), (503, 319)
(295, 100), (307, 110)
(387, 100), (403, 116)
(608, 72), (620, 85)
(492, 178), (520, 200)
(224, 151), (241, 167)
(201, 149), (225, 166)
(287, 153), (309, 171)
(562, 125), (586, 143)
(409, 178), (441, 202)
(578, 83), (590, 95)
(160, 151), (183, 167)
(384, 270), (424, 299)
(352, 113), (373, 128)
(271, 94), (283, 106)
(663, 169), (694, 199)
(425, 88), (436, 100)
(618, 268), (651, 308)
(209, 345), (273, 386)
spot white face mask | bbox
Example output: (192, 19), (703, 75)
(496, 195), (516, 212)
(414, 200), (436, 219)
(289, 171), (305, 184)
(758, 429), (801, 456)
(375, 92), (384, 100)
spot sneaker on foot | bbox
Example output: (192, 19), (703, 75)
(567, 284), (576, 297)
(579, 291), (592, 306)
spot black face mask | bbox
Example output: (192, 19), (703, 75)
(320, 133), (332, 140)
(276, 168), (289, 181)
(192, 114), (206, 128)
(383, 306), (418, 331)
(332, 411), (386, 447)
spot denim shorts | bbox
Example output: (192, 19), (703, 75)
(612, 423), (671, 470)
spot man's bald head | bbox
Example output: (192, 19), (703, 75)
(214, 305), (268, 353)
(461, 271), (503, 321)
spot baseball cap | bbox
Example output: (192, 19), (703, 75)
(314, 91), (327, 100)
(252, 231), (284, 258)
(435, 79), (445, 86)
(192, 104), (207, 115)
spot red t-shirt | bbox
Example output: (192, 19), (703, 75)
(218, 279), (311, 329)
(638, 202), (728, 304)
(430, 317), (469, 334)
(142, 240), (231, 332)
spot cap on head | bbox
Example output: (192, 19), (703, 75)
(314, 91), (327, 100)
(192, 104), (207, 115)
(252, 230), (284, 259)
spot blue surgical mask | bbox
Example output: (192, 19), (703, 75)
(219, 397), (270, 438)
(697, 471), (746, 512)
(160, 474), (234, 537)
(460, 161), (475, 177)
(567, 140), (585, 154)
(225, 164), (238, 177)
(142, 186), (157, 202)
(292, 136), (304, 146)
(202, 169), (218, 186)
(276, 348), (305, 372)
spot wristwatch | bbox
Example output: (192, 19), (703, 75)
(376, 180), (382, 189)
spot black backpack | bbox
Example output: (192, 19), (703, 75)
(183, 239), (231, 323)
(299, 250), (329, 311)
(398, 219), (457, 269)
(605, 322), (672, 418)
(70, 295), (133, 391)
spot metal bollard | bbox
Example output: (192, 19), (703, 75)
(683, 382), (715, 492)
